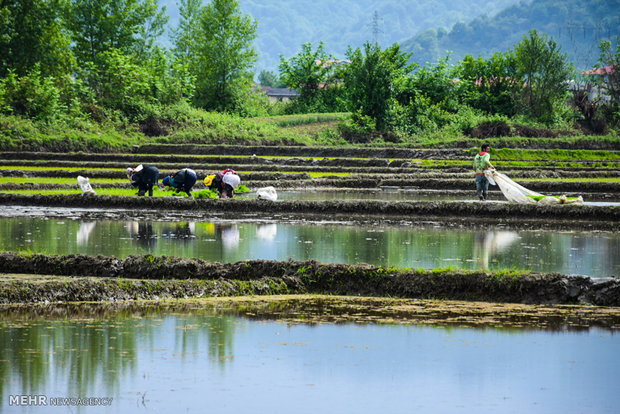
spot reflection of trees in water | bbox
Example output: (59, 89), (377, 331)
(174, 315), (237, 369)
(0, 318), (139, 400)
(0, 307), (241, 400)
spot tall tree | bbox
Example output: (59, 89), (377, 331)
(0, 0), (74, 78)
(185, 0), (257, 112)
(343, 42), (413, 131)
(279, 42), (334, 104)
(66, 0), (168, 65)
(513, 30), (573, 121)
(594, 37), (620, 127)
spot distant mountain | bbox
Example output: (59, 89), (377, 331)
(400, 0), (620, 70)
(159, 0), (519, 71)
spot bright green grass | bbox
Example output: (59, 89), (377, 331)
(0, 177), (125, 185)
(0, 166), (124, 172)
(0, 188), (160, 196)
(520, 177), (620, 183)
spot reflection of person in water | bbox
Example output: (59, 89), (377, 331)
(162, 222), (196, 240)
(77, 221), (97, 246)
(256, 223), (277, 241)
(473, 231), (519, 269)
(126, 221), (157, 250)
(217, 224), (239, 251)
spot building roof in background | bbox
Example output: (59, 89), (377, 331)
(582, 65), (616, 75)
(262, 87), (300, 97)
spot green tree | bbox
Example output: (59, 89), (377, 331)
(456, 51), (519, 116)
(594, 37), (620, 127)
(0, 0), (74, 78)
(188, 0), (258, 112)
(66, 0), (168, 65)
(170, 0), (202, 64)
(258, 70), (282, 88)
(343, 42), (413, 131)
(513, 29), (573, 122)
(279, 42), (343, 112)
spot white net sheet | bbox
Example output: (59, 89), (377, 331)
(486, 171), (583, 205)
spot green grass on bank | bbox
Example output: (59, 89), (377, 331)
(0, 185), (251, 197)
(2, 110), (619, 154)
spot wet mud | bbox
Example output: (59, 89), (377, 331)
(0, 194), (617, 230)
(1, 295), (619, 330)
(0, 253), (618, 306)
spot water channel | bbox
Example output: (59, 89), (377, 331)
(0, 214), (617, 277)
(1, 302), (619, 414)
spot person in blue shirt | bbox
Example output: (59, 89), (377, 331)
(162, 168), (198, 197)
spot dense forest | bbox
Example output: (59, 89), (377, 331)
(401, 0), (620, 69)
(160, 0), (519, 71)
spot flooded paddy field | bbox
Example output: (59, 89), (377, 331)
(0, 144), (618, 412)
(0, 212), (617, 278)
(1, 297), (620, 413)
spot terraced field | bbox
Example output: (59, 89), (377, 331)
(0, 142), (618, 306)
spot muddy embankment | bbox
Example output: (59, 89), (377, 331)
(0, 194), (617, 229)
(0, 253), (618, 306)
(136, 143), (620, 156)
(3, 295), (620, 330)
(1, 169), (618, 194)
(1, 158), (617, 178)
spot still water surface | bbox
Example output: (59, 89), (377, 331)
(1, 308), (618, 414)
(0, 217), (617, 277)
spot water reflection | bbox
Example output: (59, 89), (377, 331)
(0, 217), (617, 277)
(1, 301), (619, 414)
(76, 221), (96, 245)
(473, 231), (520, 269)
(256, 223), (277, 241)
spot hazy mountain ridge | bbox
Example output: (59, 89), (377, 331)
(160, 0), (519, 70)
(400, 0), (620, 69)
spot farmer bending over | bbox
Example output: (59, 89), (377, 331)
(163, 168), (198, 197)
(206, 168), (241, 199)
(127, 164), (159, 197)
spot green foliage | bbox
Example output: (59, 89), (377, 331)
(0, 0), (74, 78)
(192, 189), (218, 199)
(184, 0), (258, 113)
(66, 0), (168, 66)
(343, 42), (414, 132)
(595, 38), (620, 128)
(455, 52), (519, 116)
(513, 30), (574, 123)
(279, 42), (345, 113)
(258, 70), (283, 88)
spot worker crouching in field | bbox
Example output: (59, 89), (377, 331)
(127, 164), (159, 196)
(163, 168), (198, 197)
(206, 168), (241, 199)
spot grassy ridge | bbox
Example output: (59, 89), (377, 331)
(2, 110), (619, 153)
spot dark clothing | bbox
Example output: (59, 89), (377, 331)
(171, 168), (197, 196)
(131, 165), (159, 196)
(210, 168), (238, 198)
(211, 172), (234, 198)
